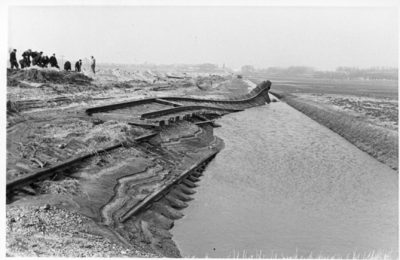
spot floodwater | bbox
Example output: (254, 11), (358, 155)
(171, 99), (398, 258)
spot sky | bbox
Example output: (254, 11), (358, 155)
(4, 1), (400, 71)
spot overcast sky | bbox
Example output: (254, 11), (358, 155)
(5, 2), (399, 70)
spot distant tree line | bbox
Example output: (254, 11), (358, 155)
(243, 65), (398, 81)
(314, 66), (398, 80)
(248, 66), (315, 77)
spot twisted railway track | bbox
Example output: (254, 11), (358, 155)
(7, 80), (272, 250)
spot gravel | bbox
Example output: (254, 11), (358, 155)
(6, 205), (159, 258)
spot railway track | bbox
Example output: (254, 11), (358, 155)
(85, 80), (271, 126)
(120, 151), (216, 222)
(7, 79), (272, 230)
(6, 132), (159, 195)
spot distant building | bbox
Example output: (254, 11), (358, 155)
(198, 63), (218, 72)
(241, 65), (255, 73)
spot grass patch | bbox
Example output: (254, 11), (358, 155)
(279, 95), (398, 170)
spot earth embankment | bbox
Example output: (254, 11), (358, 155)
(251, 77), (398, 171)
(6, 68), (270, 257)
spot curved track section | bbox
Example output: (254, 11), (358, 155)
(120, 151), (218, 223)
(85, 80), (272, 116)
(162, 80), (271, 107)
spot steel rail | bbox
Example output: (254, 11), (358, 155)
(140, 105), (243, 119)
(6, 132), (159, 194)
(85, 80), (271, 115)
(119, 150), (218, 222)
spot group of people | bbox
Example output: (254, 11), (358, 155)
(9, 49), (96, 74)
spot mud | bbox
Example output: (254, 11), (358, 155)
(7, 119), (223, 257)
(6, 68), (268, 257)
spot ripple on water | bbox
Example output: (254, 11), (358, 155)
(171, 102), (398, 258)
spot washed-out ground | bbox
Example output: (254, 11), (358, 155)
(6, 67), (251, 257)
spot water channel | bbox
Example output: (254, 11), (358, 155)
(171, 99), (398, 258)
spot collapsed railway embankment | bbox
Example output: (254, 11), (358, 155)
(6, 68), (272, 257)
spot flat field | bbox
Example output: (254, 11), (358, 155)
(253, 76), (398, 130)
(251, 76), (398, 170)
(259, 76), (398, 99)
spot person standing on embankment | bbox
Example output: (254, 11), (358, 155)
(30, 51), (40, 64)
(75, 59), (82, 72)
(91, 56), (96, 74)
(41, 55), (50, 68)
(64, 61), (71, 71)
(21, 49), (32, 67)
(32, 51), (43, 66)
(49, 54), (60, 68)
(9, 49), (19, 69)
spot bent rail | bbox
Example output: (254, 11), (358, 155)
(85, 80), (272, 115)
(120, 150), (218, 222)
(140, 106), (243, 119)
(86, 98), (157, 115)
(6, 132), (159, 194)
(162, 80), (271, 104)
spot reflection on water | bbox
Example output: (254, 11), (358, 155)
(171, 101), (398, 258)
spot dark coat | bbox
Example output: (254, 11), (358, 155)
(22, 51), (30, 58)
(22, 51), (31, 65)
(41, 56), (50, 67)
(64, 61), (71, 71)
(49, 56), (58, 66)
(19, 59), (29, 68)
(30, 52), (39, 59)
(32, 56), (41, 65)
(10, 51), (17, 62)
(75, 61), (82, 69)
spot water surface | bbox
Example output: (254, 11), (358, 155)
(171, 101), (398, 258)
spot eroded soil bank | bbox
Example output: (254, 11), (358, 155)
(250, 77), (398, 171)
(6, 68), (258, 257)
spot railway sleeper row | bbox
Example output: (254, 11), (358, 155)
(84, 80), (271, 115)
(83, 80), (271, 131)
(140, 105), (242, 119)
(119, 152), (216, 224)
(6, 80), (272, 254)
(149, 110), (232, 127)
(92, 108), (223, 128)
(120, 156), (213, 232)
